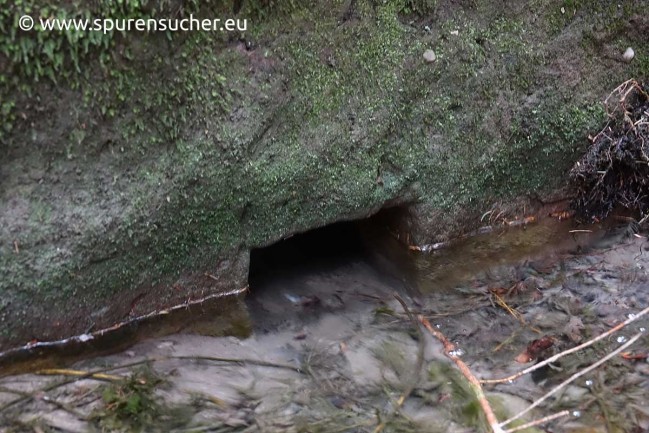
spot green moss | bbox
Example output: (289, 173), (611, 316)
(479, 102), (606, 197)
(400, 0), (438, 15)
(0, 1), (161, 137)
(0, 0), (234, 143)
(540, 0), (641, 37)
(1, 0), (645, 345)
(630, 51), (649, 80)
(280, 0), (416, 123)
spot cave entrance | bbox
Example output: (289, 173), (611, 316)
(246, 206), (418, 332)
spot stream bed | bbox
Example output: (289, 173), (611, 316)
(0, 218), (648, 433)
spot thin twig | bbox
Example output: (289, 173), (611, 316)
(0, 358), (158, 414)
(0, 385), (87, 420)
(0, 385), (27, 396)
(491, 293), (542, 334)
(499, 331), (643, 428)
(481, 305), (649, 384)
(170, 355), (302, 372)
(419, 315), (505, 433)
(40, 394), (88, 420)
(36, 368), (122, 381)
(503, 410), (570, 433)
(493, 328), (522, 353)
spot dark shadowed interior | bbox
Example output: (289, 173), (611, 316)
(246, 207), (418, 331)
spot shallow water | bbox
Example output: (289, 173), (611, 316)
(412, 218), (608, 292)
(1, 218), (648, 432)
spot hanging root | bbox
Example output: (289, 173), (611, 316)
(571, 79), (649, 223)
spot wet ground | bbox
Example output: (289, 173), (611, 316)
(0, 218), (648, 433)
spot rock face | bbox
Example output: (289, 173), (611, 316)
(0, 0), (647, 349)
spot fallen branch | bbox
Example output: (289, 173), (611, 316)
(170, 355), (303, 372)
(499, 331), (643, 428)
(417, 305), (645, 433)
(481, 305), (649, 384)
(504, 410), (570, 433)
(36, 368), (122, 382)
(419, 315), (505, 433)
(0, 358), (158, 414)
(0, 352), (304, 418)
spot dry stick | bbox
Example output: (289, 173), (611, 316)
(499, 331), (644, 428)
(481, 304), (649, 384)
(36, 368), (122, 381)
(492, 293), (541, 335)
(0, 358), (161, 414)
(170, 355), (302, 372)
(1, 383), (88, 420)
(639, 213), (649, 225)
(0, 355), (302, 430)
(419, 315), (506, 433)
(39, 394), (88, 420)
(0, 359), (157, 413)
(503, 410), (570, 433)
(0, 353), (302, 414)
(0, 385), (29, 397)
(493, 328), (522, 353)
(33, 356), (300, 386)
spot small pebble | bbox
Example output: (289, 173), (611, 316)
(157, 341), (175, 350)
(423, 49), (436, 63)
(329, 395), (349, 409)
(623, 47), (635, 62)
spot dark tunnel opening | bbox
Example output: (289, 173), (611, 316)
(246, 207), (419, 332)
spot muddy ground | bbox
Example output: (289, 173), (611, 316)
(0, 220), (648, 433)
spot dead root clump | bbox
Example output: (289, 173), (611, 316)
(571, 79), (649, 223)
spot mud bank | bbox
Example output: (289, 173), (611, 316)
(0, 220), (647, 432)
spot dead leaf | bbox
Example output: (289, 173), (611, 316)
(621, 351), (648, 361)
(515, 336), (554, 363)
(515, 352), (533, 363)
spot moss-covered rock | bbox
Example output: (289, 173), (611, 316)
(1, 0), (647, 348)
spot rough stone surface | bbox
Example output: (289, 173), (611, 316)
(1, 0), (648, 348)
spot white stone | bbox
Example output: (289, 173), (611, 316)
(423, 49), (436, 63)
(623, 47), (635, 62)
